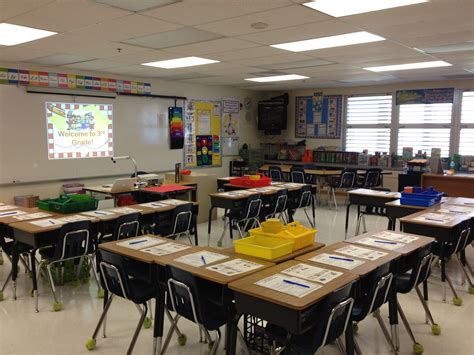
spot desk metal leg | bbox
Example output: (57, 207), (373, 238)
(193, 215), (199, 246)
(311, 195), (316, 227)
(345, 204), (351, 238)
(345, 316), (355, 355)
(225, 314), (239, 355)
(440, 244), (447, 303)
(207, 206), (216, 246)
(153, 288), (165, 355)
(388, 285), (399, 351)
(11, 242), (19, 300)
(30, 249), (39, 312)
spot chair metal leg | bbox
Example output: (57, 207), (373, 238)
(127, 303), (147, 355)
(355, 215), (361, 236)
(1, 269), (12, 293)
(374, 310), (398, 353)
(162, 310), (185, 353)
(237, 328), (250, 355)
(185, 231), (193, 245)
(210, 329), (221, 355)
(362, 214), (367, 233)
(303, 208), (315, 228)
(332, 188), (338, 210)
(91, 294), (114, 340)
(217, 218), (229, 247)
(336, 337), (346, 355)
(76, 256), (84, 280)
(353, 335), (362, 355)
(415, 286), (437, 326)
(236, 223), (244, 238)
(87, 255), (102, 293)
(46, 264), (60, 305)
(445, 273), (461, 301)
(397, 301), (421, 350)
(456, 254), (474, 288)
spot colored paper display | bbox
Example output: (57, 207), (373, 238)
(396, 88), (454, 105)
(45, 102), (113, 160)
(295, 93), (343, 139)
(169, 107), (184, 150)
(0, 67), (151, 94)
(196, 135), (213, 166)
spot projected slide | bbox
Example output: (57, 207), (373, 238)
(46, 102), (113, 159)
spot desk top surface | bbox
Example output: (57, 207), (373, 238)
(11, 214), (100, 233)
(349, 188), (401, 199)
(223, 242), (326, 264)
(385, 199), (433, 210)
(345, 230), (435, 255)
(399, 209), (471, 229)
(84, 182), (196, 195)
(423, 173), (474, 180)
(229, 259), (358, 310)
(295, 241), (400, 276)
(0, 207), (64, 225)
(442, 197), (474, 206)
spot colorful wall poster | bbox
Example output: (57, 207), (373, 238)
(169, 106), (184, 150)
(396, 88), (455, 105)
(183, 99), (221, 168)
(45, 102), (113, 160)
(222, 98), (240, 156)
(295, 93), (343, 139)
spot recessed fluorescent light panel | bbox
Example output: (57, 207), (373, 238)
(94, 0), (180, 12)
(303, 0), (428, 17)
(364, 61), (452, 72)
(142, 56), (219, 69)
(245, 74), (309, 82)
(271, 31), (384, 52)
(0, 23), (56, 46)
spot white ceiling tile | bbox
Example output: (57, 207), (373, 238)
(237, 19), (360, 45)
(0, 46), (53, 62)
(29, 53), (92, 66)
(405, 31), (474, 48)
(195, 4), (331, 37)
(142, 0), (292, 26)
(106, 49), (179, 64)
(94, 0), (181, 12)
(261, 58), (333, 70)
(8, 1), (130, 32)
(0, 0), (55, 21)
(64, 42), (149, 59)
(99, 64), (152, 75)
(64, 59), (125, 70)
(237, 53), (314, 67)
(210, 46), (287, 61)
(18, 33), (106, 52)
(67, 14), (182, 42)
(123, 27), (223, 49)
(164, 38), (259, 56)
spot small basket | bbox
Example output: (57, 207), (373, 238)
(229, 175), (272, 188)
(400, 186), (443, 207)
(234, 235), (294, 260)
(37, 194), (98, 213)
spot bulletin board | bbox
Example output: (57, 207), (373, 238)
(222, 98), (240, 156)
(183, 99), (222, 168)
(295, 93), (343, 139)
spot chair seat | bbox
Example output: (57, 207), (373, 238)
(1, 241), (32, 255)
(265, 324), (320, 355)
(128, 278), (157, 304)
(395, 272), (415, 294)
(225, 208), (245, 220)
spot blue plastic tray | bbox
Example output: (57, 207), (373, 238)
(400, 186), (443, 207)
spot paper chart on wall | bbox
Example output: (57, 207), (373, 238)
(335, 245), (388, 260)
(255, 273), (321, 298)
(206, 258), (263, 276)
(141, 242), (191, 256)
(281, 263), (342, 284)
(309, 253), (365, 270)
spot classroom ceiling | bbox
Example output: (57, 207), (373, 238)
(0, 0), (473, 90)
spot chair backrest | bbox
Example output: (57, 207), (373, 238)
(242, 194), (262, 220)
(337, 168), (357, 188)
(97, 249), (131, 300)
(268, 189), (288, 216)
(54, 220), (93, 260)
(268, 166), (283, 181)
(361, 168), (382, 188)
(170, 203), (194, 236)
(401, 246), (434, 291)
(297, 185), (313, 209)
(365, 263), (393, 314)
(309, 281), (355, 350)
(454, 227), (471, 254)
(290, 167), (306, 184)
(113, 212), (140, 241)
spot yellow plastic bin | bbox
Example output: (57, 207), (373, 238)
(249, 219), (317, 251)
(233, 235), (294, 261)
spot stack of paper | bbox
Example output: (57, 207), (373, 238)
(139, 202), (168, 208)
(57, 215), (95, 223)
(161, 199), (188, 206)
(0, 205), (17, 211)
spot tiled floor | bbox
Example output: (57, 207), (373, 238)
(1, 205), (473, 354)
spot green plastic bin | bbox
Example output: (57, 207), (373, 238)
(37, 194), (98, 214)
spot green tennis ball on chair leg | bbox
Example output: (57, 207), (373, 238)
(0, 258), (4, 265)
(143, 317), (152, 329)
(178, 334), (187, 346)
(413, 342), (424, 354)
(0, 291), (4, 301)
(431, 323), (441, 335)
(53, 301), (63, 312)
(468, 286), (474, 294)
(453, 296), (463, 306)
(97, 289), (105, 299)
(85, 338), (96, 350)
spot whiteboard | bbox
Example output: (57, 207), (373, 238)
(0, 85), (183, 183)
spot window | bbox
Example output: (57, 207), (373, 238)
(345, 95), (392, 153)
(459, 92), (474, 155)
(397, 103), (452, 156)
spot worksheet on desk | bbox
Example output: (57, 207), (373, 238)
(139, 202), (168, 208)
(81, 210), (116, 217)
(414, 212), (456, 224)
(372, 231), (418, 244)
(206, 258), (263, 276)
(29, 218), (66, 227)
(255, 273), (321, 298)
(109, 207), (142, 214)
(57, 215), (95, 223)
(12, 212), (52, 221)
(335, 245), (387, 260)
(161, 199), (188, 206)
(0, 205), (17, 211)
(174, 251), (229, 267)
(438, 206), (474, 215)
(356, 237), (405, 250)
(141, 242), (191, 256)
(0, 210), (27, 218)
(117, 237), (166, 250)
(309, 253), (365, 270)
(281, 263), (342, 284)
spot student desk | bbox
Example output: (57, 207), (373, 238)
(442, 197), (474, 206)
(345, 189), (400, 236)
(228, 260), (359, 355)
(83, 185), (141, 206)
(140, 184), (197, 202)
(421, 173), (474, 198)
(345, 231), (434, 350)
(384, 200), (434, 231)
(223, 242), (326, 264)
(99, 235), (197, 355)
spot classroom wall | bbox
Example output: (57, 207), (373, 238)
(277, 79), (474, 150)
(0, 61), (267, 203)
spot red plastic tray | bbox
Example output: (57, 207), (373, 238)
(229, 176), (272, 187)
